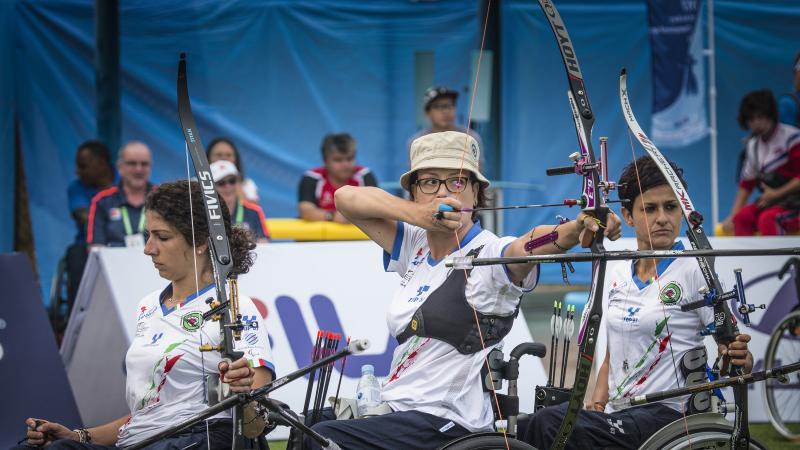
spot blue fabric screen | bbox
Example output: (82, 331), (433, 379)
(3, 0), (800, 292)
(11, 0), (479, 299)
(500, 0), (800, 283)
(0, 0), (15, 253)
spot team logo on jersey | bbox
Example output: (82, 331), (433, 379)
(146, 333), (164, 346)
(241, 315), (259, 331)
(136, 321), (149, 337)
(411, 248), (425, 267)
(138, 305), (156, 321)
(109, 207), (121, 221)
(245, 333), (258, 345)
(408, 285), (430, 303)
(181, 312), (203, 332)
(659, 282), (683, 304)
(623, 307), (640, 323)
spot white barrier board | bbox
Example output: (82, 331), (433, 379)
(62, 241), (544, 439)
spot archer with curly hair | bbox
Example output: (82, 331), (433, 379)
(18, 180), (275, 449)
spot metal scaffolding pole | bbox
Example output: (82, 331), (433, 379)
(706, 0), (719, 228)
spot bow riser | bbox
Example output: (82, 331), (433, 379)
(536, 2), (608, 449)
(567, 92), (598, 211)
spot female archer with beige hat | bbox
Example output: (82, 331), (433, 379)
(303, 131), (621, 450)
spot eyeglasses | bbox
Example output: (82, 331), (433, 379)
(415, 176), (470, 194)
(123, 160), (151, 168)
(429, 103), (455, 111)
(215, 177), (239, 187)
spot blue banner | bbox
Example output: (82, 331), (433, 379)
(647, 0), (708, 147)
(0, 253), (82, 447)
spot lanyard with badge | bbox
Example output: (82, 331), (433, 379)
(122, 206), (146, 248)
(234, 199), (244, 225)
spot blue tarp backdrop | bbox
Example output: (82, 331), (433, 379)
(0, 0), (15, 253)
(2, 0), (799, 295)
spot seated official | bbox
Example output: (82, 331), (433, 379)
(17, 181), (275, 449)
(300, 131), (621, 450)
(298, 132), (377, 224)
(211, 160), (270, 242)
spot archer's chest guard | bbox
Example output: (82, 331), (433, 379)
(396, 245), (520, 355)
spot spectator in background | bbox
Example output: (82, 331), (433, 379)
(87, 141), (154, 247)
(211, 160), (270, 242)
(407, 86), (484, 167)
(298, 133), (378, 223)
(778, 51), (800, 127)
(722, 90), (800, 235)
(207, 137), (260, 202)
(63, 140), (117, 310)
(68, 140), (116, 243)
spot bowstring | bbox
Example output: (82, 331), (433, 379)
(185, 143), (213, 441)
(627, 130), (693, 448)
(450, 2), (510, 448)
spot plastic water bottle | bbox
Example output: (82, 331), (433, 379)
(356, 364), (381, 417)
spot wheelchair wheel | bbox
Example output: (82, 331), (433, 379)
(438, 432), (537, 450)
(639, 412), (766, 449)
(763, 309), (800, 441)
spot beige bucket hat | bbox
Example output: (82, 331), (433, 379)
(400, 131), (489, 191)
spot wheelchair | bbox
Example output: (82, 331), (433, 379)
(436, 342), (544, 450)
(434, 342), (767, 450)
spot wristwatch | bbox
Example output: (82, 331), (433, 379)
(324, 211), (334, 221)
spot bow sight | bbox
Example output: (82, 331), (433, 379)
(546, 136), (618, 207)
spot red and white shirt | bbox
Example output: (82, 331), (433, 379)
(298, 166), (377, 211)
(740, 122), (800, 191)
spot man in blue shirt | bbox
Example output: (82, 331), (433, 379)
(87, 141), (153, 247)
(778, 52), (800, 127)
(67, 141), (116, 244)
(63, 140), (117, 315)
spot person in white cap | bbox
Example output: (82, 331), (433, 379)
(210, 160), (270, 242)
(300, 131), (621, 450)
